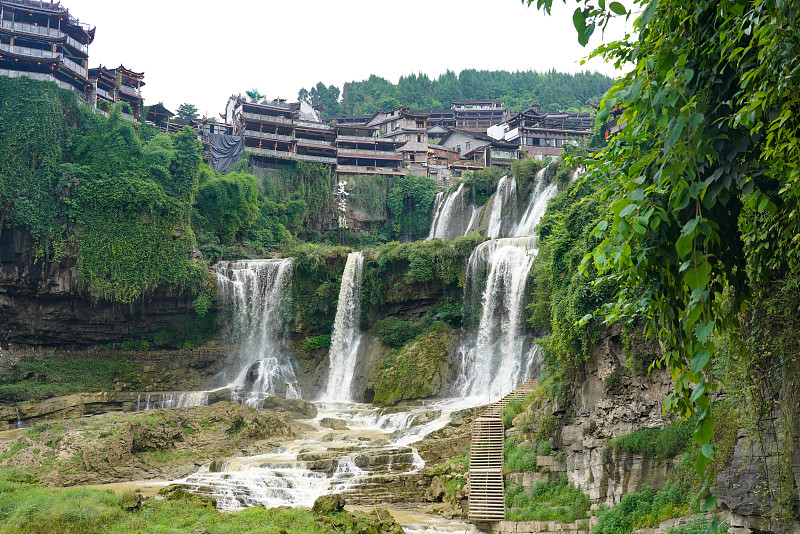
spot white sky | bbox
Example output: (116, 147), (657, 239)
(64, 0), (628, 119)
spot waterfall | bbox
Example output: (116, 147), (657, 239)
(137, 392), (209, 410)
(514, 167), (558, 237)
(215, 259), (299, 406)
(427, 183), (479, 240)
(454, 237), (543, 399)
(452, 167), (556, 399)
(486, 175), (519, 238)
(15, 408), (26, 429)
(427, 191), (445, 240)
(321, 251), (365, 401)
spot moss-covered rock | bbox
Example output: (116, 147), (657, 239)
(373, 325), (454, 406)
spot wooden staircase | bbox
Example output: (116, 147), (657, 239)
(467, 379), (538, 521)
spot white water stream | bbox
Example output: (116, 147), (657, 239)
(427, 183), (480, 240)
(321, 251), (365, 402)
(216, 259), (300, 406)
(486, 175), (519, 238)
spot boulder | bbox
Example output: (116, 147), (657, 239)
(311, 493), (346, 514)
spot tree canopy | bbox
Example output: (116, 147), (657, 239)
(299, 69), (613, 116)
(176, 103), (199, 121)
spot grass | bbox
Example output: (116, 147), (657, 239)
(505, 437), (539, 472)
(505, 476), (591, 522)
(0, 359), (139, 402)
(0, 467), (388, 534)
(592, 482), (690, 534)
(611, 419), (694, 462)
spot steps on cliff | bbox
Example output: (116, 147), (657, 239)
(468, 379), (538, 522)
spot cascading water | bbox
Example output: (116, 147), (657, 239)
(215, 259), (299, 406)
(321, 251), (365, 401)
(486, 175), (519, 238)
(137, 392), (209, 411)
(427, 183), (480, 240)
(453, 166), (557, 400)
(454, 237), (543, 399)
(514, 166), (559, 237)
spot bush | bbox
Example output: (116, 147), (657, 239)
(592, 483), (689, 534)
(537, 440), (552, 456)
(303, 334), (331, 350)
(612, 420), (693, 462)
(506, 476), (591, 522)
(503, 399), (524, 428)
(504, 437), (538, 471)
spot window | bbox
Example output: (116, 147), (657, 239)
(417, 134), (422, 142)
(456, 144), (461, 152)
(466, 141), (471, 150)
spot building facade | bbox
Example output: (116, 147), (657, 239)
(88, 65), (144, 119)
(0, 0), (93, 97)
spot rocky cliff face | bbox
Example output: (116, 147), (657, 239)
(558, 327), (675, 505)
(507, 327), (675, 506)
(0, 227), (198, 349)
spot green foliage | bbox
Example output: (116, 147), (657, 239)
(612, 420), (693, 462)
(373, 324), (453, 405)
(504, 437), (539, 472)
(361, 235), (484, 329)
(283, 243), (350, 335)
(668, 518), (729, 534)
(506, 476), (591, 522)
(384, 174), (438, 241)
(536, 440), (552, 456)
(463, 166), (503, 206)
(0, 466), (394, 534)
(512, 158), (546, 201)
(592, 483), (690, 534)
(175, 103), (198, 120)
(0, 80), (212, 305)
(503, 399), (524, 428)
(254, 161), (334, 234)
(193, 169), (259, 244)
(332, 69), (613, 116)
(0, 359), (139, 402)
(528, 176), (613, 379)
(348, 174), (390, 219)
(302, 334), (331, 351)
(0, 77), (77, 254)
(298, 82), (342, 116)
(526, 0), (800, 499)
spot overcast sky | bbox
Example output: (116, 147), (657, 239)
(65, 0), (628, 119)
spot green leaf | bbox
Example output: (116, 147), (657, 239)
(695, 322), (714, 344)
(628, 187), (644, 201)
(609, 1), (627, 15)
(702, 494), (718, 512)
(676, 234), (694, 258)
(701, 443), (715, 459)
(573, 8), (587, 39)
(693, 413), (715, 445)
(691, 349), (711, 375)
(690, 380), (706, 402)
(619, 204), (638, 217)
(681, 217), (700, 236)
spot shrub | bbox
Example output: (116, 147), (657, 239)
(506, 476), (591, 522)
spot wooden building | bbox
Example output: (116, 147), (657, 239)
(0, 0), (93, 97)
(496, 106), (593, 157)
(451, 100), (506, 132)
(88, 64), (145, 119)
(336, 124), (404, 176)
(366, 107), (429, 175)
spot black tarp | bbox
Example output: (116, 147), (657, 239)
(208, 134), (244, 174)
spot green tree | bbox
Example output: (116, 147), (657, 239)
(193, 170), (260, 244)
(176, 103), (199, 120)
(526, 0), (800, 511)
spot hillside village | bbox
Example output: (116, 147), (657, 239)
(0, 0), (604, 189)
